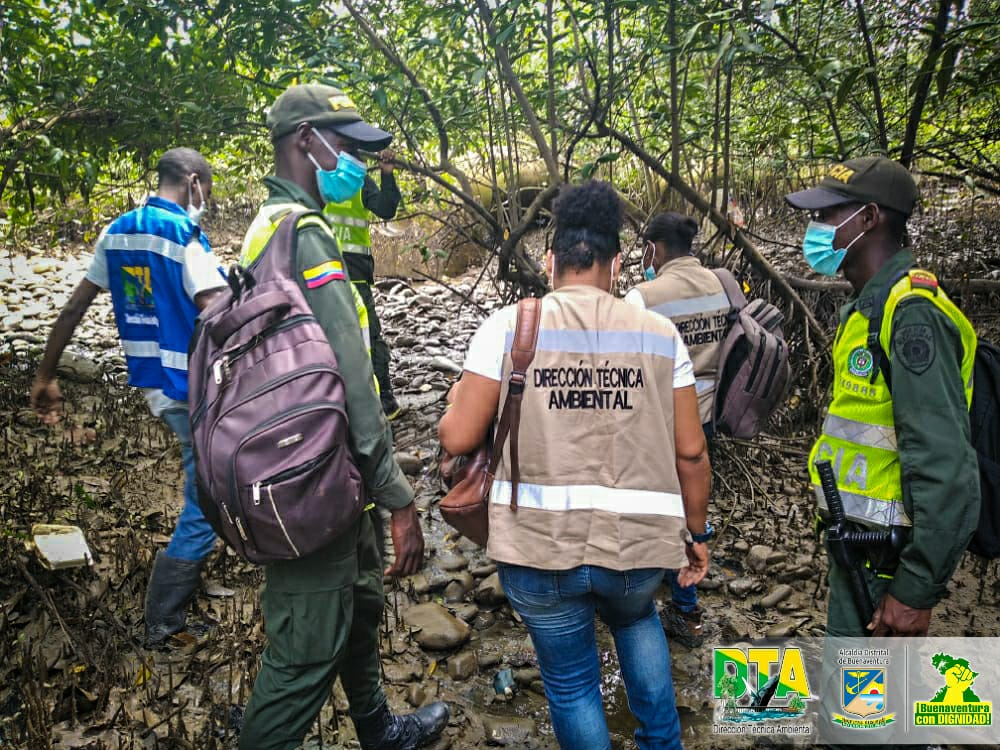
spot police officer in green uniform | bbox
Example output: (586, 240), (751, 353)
(237, 84), (448, 750)
(320, 88), (403, 419)
(786, 156), (980, 641)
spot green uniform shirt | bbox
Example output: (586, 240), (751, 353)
(260, 176), (413, 511)
(836, 249), (979, 609)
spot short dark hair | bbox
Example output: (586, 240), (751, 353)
(643, 212), (698, 255)
(551, 181), (623, 271)
(156, 148), (211, 187)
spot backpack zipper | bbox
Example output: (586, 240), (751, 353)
(268, 484), (301, 557)
(226, 402), (348, 547)
(191, 313), (316, 426)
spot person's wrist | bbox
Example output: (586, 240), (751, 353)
(686, 520), (714, 544)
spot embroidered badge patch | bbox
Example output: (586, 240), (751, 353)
(848, 346), (874, 378)
(894, 323), (935, 375)
(303, 260), (346, 288)
(908, 270), (939, 294)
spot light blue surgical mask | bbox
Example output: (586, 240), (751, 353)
(641, 240), (657, 281)
(801, 204), (868, 276)
(307, 130), (367, 204)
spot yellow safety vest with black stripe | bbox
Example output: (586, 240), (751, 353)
(808, 269), (976, 528)
(240, 202), (374, 360)
(323, 191), (371, 257)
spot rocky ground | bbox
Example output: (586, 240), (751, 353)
(2, 199), (1000, 749)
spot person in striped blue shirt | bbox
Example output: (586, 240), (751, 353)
(31, 147), (227, 646)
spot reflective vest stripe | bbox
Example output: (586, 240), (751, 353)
(99, 232), (189, 263)
(322, 213), (367, 228)
(323, 191), (372, 255)
(490, 480), (685, 518)
(650, 291), (731, 319)
(504, 328), (677, 359)
(813, 485), (912, 527)
(122, 339), (188, 370)
(822, 413), (897, 451)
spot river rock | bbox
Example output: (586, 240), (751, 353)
(447, 650), (478, 680)
(443, 581), (466, 603)
(747, 544), (773, 572)
(727, 578), (757, 598)
(394, 452), (424, 475)
(450, 603), (479, 622)
(513, 667), (541, 687)
(405, 602), (470, 650)
(437, 553), (469, 572)
(474, 572), (506, 605)
(57, 351), (103, 384)
(760, 584), (794, 608)
(482, 716), (537, 744)
(405, 684), (427, 707)
(765, 619), (802, 638)
(469, 562), (497, 578)
(429, 356), (462, 374)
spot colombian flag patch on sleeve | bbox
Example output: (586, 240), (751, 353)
(303, 260), (346, 288)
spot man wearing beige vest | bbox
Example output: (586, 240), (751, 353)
(625, 212), (728, 648)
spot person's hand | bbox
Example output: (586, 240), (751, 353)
(868, 593), (932, 636)
(385, 502), (424, 577)
(379, 149), (395, 175)
(677, 542), (710, 587)
(31, 377), (63, 425)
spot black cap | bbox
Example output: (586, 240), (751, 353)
(785, 156), (919, 216)
(266, 84), (392, 150)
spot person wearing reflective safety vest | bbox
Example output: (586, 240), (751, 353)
(236, 84), (448, 750)
(625, 211), (725, 650)
(323, 138), (402, 419)
(787, 156), (980, 639)
(241, 203), (375, 360)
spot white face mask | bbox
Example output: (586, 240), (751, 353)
(187, 178), (205, 224)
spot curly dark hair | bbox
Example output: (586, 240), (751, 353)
(643, 212), (698, 255)
(551, 180), (623, 270)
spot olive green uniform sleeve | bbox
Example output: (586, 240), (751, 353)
(361, 173), (400, 220)
(888, 298), (980, 609)
(295, 224), (413, 511)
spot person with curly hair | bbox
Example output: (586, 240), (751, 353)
(439, 180), (711, 749)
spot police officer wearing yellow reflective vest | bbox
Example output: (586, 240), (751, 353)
(786, 156), (980, 638)
(236, 83), (448, 750)
(319, 90), (403, 419)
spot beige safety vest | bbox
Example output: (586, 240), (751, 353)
(486, 284), (689, 571)
(636, 256), (729, 424)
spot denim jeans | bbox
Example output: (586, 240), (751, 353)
(665, 569), (698, 613)
(160, 408), (217, 561)
(497, 563), (682, 750)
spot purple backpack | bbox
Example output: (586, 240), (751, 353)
(188, 212), (364, 564)
(711, 269), (791, 439)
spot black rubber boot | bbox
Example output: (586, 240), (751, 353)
(144, 550), (204, 646)
(353, 699), (449, 750)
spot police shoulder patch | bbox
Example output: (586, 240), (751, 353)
(893, 323), (935, 375)
(847, 346), (874, 378)
(908, 269), (939, 295)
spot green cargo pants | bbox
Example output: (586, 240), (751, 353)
(240, 511), (386, 750)
(823, 551), (902, 750)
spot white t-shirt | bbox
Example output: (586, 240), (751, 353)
(86, 230), (225, 417)
(463, 302), (695, 387)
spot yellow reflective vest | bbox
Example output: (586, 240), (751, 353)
(323, 191), (371, 257)
(240, 202), (374, 358)
(808, 269), (976, 528)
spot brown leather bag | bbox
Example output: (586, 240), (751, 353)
(438, 298), (542, 546)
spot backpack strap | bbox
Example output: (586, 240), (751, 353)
(712, 267), (749, 312)
(488, 298), (543, 511)
(866, 264), (915, 391)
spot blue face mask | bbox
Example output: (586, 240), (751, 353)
(641, 241), (657, 281)
(308, 131), (367, 204)
(801, 204), (868, 276)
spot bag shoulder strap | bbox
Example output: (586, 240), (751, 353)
(712, 267), (748, 311)
(489, 298), (542, 510)
(865, 264), (915, 391)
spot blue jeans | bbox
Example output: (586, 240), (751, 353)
(497, 563), (682, 750)
(666, 569), (698, 613)
(160, 408), (217, 561)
